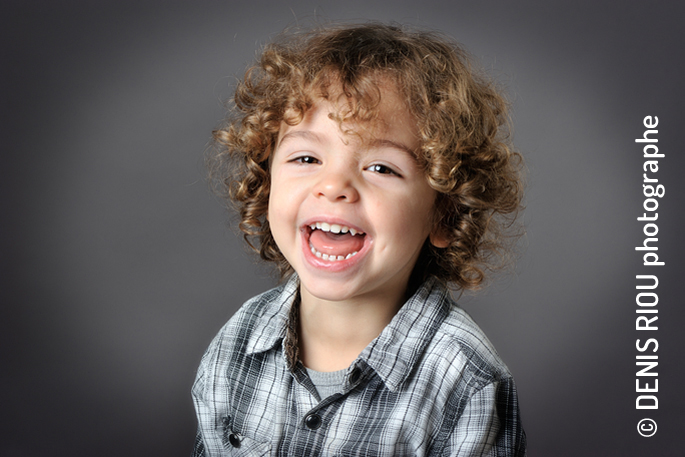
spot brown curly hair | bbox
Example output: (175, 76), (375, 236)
(209, 22), (524, 290)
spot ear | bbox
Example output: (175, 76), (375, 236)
(429, 230), (449, 249)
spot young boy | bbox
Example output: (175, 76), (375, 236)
(193, 23), (526, 456)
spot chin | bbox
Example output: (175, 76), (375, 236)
(299, 275), (359, 302)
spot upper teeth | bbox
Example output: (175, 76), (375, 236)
(309, 222), (362, 236)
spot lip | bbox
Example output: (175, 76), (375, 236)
(299, 217), (371, 271)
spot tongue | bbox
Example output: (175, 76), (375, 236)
(309, 230), (364, 257)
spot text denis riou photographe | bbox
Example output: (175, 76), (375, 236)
(634, 115), (663, 438)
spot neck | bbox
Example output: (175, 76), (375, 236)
(297, 286), (406, 372)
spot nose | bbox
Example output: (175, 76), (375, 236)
(313, 166), (360, 203)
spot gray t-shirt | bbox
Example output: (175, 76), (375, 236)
(306, 367), (347, 400)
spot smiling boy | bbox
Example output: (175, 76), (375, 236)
(193, 23), (526, 456)
(270, 85), (445, 372)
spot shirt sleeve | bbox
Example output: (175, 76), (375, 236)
(190, 343), (211, 457)
(447, 378), (526, 457)
(191, 428), (207, 457)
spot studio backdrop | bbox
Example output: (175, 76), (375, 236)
(1, 1), (683, 456)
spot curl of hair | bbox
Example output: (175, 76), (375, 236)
(208, 22), (524, 290)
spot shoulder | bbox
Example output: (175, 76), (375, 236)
(205, 287), (279, 352)
(433, 303), (512, 384)
(404, 286), (515, 401)
(376, 278), (513, 393)
(416, 294), (526, 454)
(192, 279), (297, 396)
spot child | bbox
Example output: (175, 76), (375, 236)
(193, 23), (526, 456)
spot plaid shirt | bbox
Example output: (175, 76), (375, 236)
(191, 275), (526, 456)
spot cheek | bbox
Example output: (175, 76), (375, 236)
(410, 189), (438, 228)
(267, 173), (288, 220)
(267, 186), (277, 217)
(266, 212), (288, 258)
(266, 192), (299, 249)
(384, 201), (433, 243)
(266, 189), (282, 234)
(267, 202), (285, 233)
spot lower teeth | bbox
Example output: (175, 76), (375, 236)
(310, 244), (358, 261)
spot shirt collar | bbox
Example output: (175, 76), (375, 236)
(245, 274), (452, 392)
(358, 277), (451, 392)
(245, 274), (300, 355)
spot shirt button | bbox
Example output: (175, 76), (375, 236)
(349, 367), (361, 384)
(228, 433), (241, 448)
(305, 413), (322, 430)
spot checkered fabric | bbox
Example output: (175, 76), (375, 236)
(191, 275), (526, 456)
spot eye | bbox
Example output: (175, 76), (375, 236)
(366, 164), (401, 177)
(290, 155), (320, 165)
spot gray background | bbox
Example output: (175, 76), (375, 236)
(2, 1), (683, 456)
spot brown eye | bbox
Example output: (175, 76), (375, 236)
(292, 156), (320, 165)
(367, 164), (400, 176)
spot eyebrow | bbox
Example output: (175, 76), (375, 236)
(278, 130), (415, 157)
(367, 138), (416, 156)
(277, 130), (324, 148)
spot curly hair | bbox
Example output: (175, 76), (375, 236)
(209, 22), (524, 290)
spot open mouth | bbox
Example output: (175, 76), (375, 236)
(306, 222), (366, 262)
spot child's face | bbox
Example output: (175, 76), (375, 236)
(268, 86), (440, 305)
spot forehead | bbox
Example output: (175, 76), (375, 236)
(278, 80), (419, 152)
